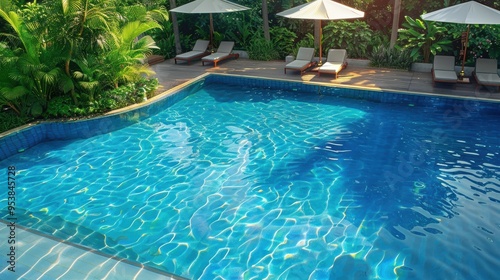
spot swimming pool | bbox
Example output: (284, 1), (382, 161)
(1, 74), (499, 279)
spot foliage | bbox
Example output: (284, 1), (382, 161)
(224, 12), (260, 50)
(44, 78), (159, 119)
(322, 20), (374, 59)
(0, 109), (31, 133)
(291, 33), (315, 57)
(150, 20), (192, 59)
(368, 44), (412, 70)
(445, 24), (500, 66)
(247, 37), (279, 61)
(0, 0), (164, 121)
(397, 16), (453, 63)
(269, 26), (297, 58)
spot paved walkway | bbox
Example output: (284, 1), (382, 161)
(151, 57), (500, 101)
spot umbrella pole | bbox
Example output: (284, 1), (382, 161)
(460, 24), (470, 79)
(210, 13), (214, 53)
(318, 20), (323, 66)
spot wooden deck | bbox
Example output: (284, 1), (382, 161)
(151, 58), (500, 101)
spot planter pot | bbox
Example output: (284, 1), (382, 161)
(346, 59), (370, 67)
(233, 50), (249, 59)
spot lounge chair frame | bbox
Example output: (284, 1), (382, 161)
(318, 49), (348, 79)
(201, 41), (239, 67)
(174, 40), (210, 64)
(432, 55), (458, 87)
(473, 58), (500, 92)
(284, 47), (316, 75)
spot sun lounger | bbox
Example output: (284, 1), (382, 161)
(318, 49), (348, 79)
(432, 55), (457, 86)
(174, 40), (210, 64)
(201, 41), (239, 67)
(284, 47), (315, 75)
(473, 58), (500, 92)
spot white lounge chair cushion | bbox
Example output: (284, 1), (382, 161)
(192, 40), (209, 52)
(433, 56), (455, 71)
(319, 62), (343, 74)
(474, 58), (500, 87)
(475, 58), (498, 73)
(475, 73), (500, 86)
(202, 53), (231, 61)
(432, 55), (457, 83)
(296, 47), (315, 61)
(325, 49), (347, 63)
(202, 41), (235, 61)
(285, 60), (312, 70)
(434, 70), (458, 82)
(176, 50), (205, 59)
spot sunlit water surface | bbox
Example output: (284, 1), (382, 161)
(1, 81), (499, 279)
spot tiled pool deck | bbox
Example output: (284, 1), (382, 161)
(1, 58), (499, 279)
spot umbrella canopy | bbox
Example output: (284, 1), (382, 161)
(170, 0), (249, 14)
(421, 1), (500, 24)
(421, 1), (500, 76)
(277, 0), (364, 65)
(277, 0), (365, 20)
(170, 0), (250, 50)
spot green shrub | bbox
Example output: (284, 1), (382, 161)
(44, 78), (159, 119)
(322, 20), (374, 59)
(0, 110), (32, 133)
(247, 38), (280, 61)
(397, 16), (452, 63)
(270, 27), (297, 58)
(291, 33), (315, 57)
(368, 45), (413, 70)
(151, 21), (192, 59)
(445, 24), (500, 66)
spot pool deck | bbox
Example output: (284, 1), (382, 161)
(2, 56), (499, 280)
(151, 57), (500, 101)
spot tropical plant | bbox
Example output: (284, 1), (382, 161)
(445, 24), (500, 66)
(247, 37), (279, 61)
(291, 33), (315, 57)
(322, 20), (374, 59)
(397, 16), (453, 63)
(0, 110), (31, 133)
(99, 21), (160, 89)
(225, 14), (258, 50)
(270, 26), (297, 58)
(0, 1), (64, 116)
(368, 44), (412, 70)
(0, 0), (163, 120)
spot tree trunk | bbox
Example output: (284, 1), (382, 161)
(314, 20), (320, 52)
(169, 0), (182, 54)
(262, 0), (270, 41)
(390, 0), (401, 49)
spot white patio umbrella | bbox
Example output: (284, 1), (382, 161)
(421, 1), (500, 77)
(277, 0), (364, 65)
(170, 0), (250, 50)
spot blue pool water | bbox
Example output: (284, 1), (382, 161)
(1, 76), (499, 279)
